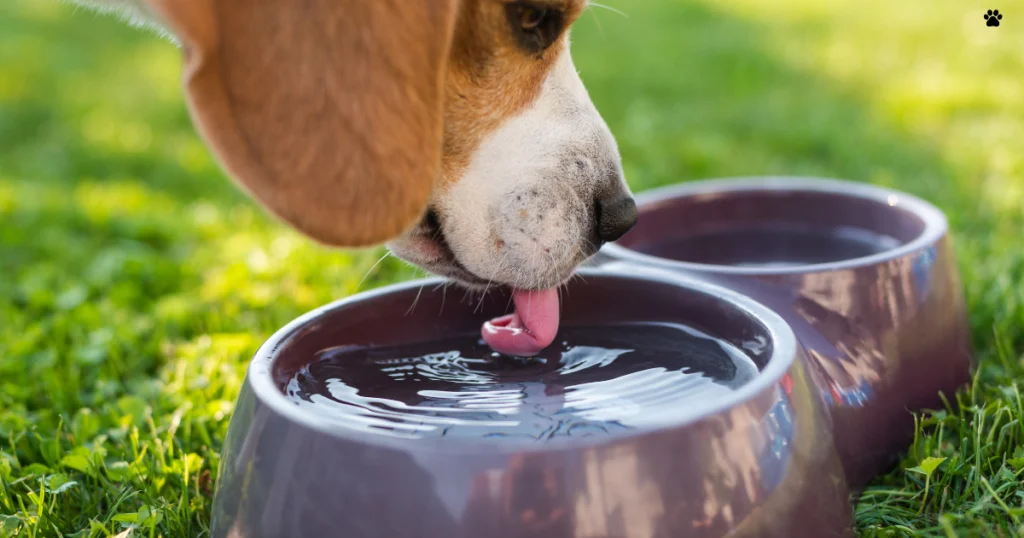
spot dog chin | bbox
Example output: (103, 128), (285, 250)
(385, 232), (491, 290)
(387, 232), (582, 292)
(386, 208), (593, 291)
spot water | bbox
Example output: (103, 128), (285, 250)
(637, 224), (902, 268)
(283, 322), (760, 443)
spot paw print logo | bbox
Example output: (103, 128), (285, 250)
(985, 9), (1003, 27)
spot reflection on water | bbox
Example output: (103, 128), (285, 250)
(284, 323), (760, 442)
(637, 224), (902, 268)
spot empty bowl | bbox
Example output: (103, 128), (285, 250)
(598, 176), (974, 485)
(211, 268), (854, 538)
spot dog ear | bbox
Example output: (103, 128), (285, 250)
(144, 0), (459, 247)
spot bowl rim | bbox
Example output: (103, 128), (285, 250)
(601, 176), (948, 276)
(245, 266), (799, 454)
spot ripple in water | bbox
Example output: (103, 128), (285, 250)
(284, 322), (760, 443)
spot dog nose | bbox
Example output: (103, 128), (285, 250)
(595, 193), (638, 243)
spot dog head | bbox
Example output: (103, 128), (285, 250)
(143, 0), (636, 290)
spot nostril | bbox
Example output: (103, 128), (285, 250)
(596, 196), (638, 244)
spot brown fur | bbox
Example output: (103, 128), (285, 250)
(441, 0), (585, 185)
(143, 0), (585, 248)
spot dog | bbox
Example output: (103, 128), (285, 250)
(68, 0), (637, 354)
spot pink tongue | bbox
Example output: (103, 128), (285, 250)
(481, 288), (560, 356)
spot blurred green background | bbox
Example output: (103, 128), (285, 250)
(2, 0), (1023, 536)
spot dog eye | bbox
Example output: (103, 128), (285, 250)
(506, 2), (563, 54)
(520, 5), (547, 30)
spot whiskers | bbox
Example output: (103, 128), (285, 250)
(403, 267), (434, 316)
(558, 270), (587, 309)
(432, 280), (452, 315)
(589, 2), (627, 18)
(586, 1), (627, 37)
(474, 250), (511, 313)
(355, 250), (392, 292)
(395, 239), (592, 320)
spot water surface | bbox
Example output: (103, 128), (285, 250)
(284, 322), (760, 443)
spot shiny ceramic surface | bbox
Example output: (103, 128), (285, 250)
(599, 177), (973, 486)
(211, 268), (854, 538)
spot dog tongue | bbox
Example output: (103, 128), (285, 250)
(481, 288), (560, 356)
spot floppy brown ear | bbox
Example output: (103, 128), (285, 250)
(144, 0), (459, 247)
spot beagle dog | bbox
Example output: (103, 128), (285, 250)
(70, 0), (637, 355)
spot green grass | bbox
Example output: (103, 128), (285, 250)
(1, 0), (1023, 535)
